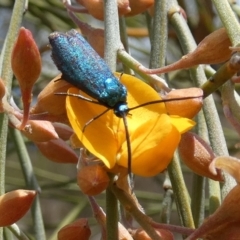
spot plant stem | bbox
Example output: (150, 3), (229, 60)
(150, 0), (168, 71)
(117, 49), (170, 91)
(212, 0), (240, 46)
(106, 184), (119, 240)
(168, 152), (195, 229)
(7, 224), (29, 240)
(103, 1), (121, 238)
(191, 174), (205, 227)
(104, 0), (120, 71)
(10, 128), (45, 240)
(119, 17), (133, 75)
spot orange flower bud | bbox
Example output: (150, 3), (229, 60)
(164, 88), (203, 118)
(76, 0), (131, 20)
(178, 132), (223, 181)
(143, 28), (232, 74)
(35, 138), (78, 164)
(11, 27), (41, 130)
(132, 228), (174, 240)
(0, 189), (36, 227)
(77, 165), (109, 196)
(126, 0), (154, 17)
(31, 74), (72, 116)
(52, 122), (73, 141)
(11, 27), (41, 85)
(58, 218), (91, 240)
(22, 120), (59, 142)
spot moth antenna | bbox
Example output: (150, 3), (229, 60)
(55, 92), (104, 105)
(122, 113), (134, 189)
(129, 95), (202, 111)
(82, 108), (110, 132)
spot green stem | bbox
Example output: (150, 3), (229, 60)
(160, 172), (173, 224)
(106, 185), (119, 240)
(208, 179), (221, 214)
(117, 49), (170, 92)
(10, 128), (45, 240)
(144, 11), (152, 38)
(104, 0), (120, 71)
(9, 128), (40, 190)
(168, 152), (195, 228)
(3, 228), (12, 240)
(150, 0), (168, 71)
(212, 0), (240, 46)
(202, 60), (239, 98)
(119, 17), (133, 75)
(103, 1), (121, 238)
(7, 224), (29, 240)
(191, 174), (205, 227)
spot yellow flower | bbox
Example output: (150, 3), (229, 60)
(66, 74), (195, 177)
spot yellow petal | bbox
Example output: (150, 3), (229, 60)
(170, 115), (195, 133)
(117, 73), (167, 120)
(66, 88), (117, 169)
(118, 114), (181, 176)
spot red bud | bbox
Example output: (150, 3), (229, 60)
(164, 88), (203, 118)
(179, 132), (223, 181)
(52, 122), (73, 141)
(35, 139), (78, 164)
(140, 28), (232, 74)
(0, 190), (36, 227)
(11, 27), (41, 130)
(22, 120), (59, 142)
(126, 0), (154, 17)
(58, 218), (91, 240)
(76, 0), (131, 20)
(77, 165), (109, 196)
